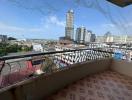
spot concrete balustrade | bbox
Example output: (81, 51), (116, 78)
(0, 58), (132, 100)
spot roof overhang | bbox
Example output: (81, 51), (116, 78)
(107, 0), (132, 7)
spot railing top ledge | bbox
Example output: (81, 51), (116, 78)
(0, 48), (114, 61)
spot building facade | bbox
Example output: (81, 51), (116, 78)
(90, 33), (96, 42)
(32, 44), (43, 52)
(84, 30), (92, 43)
(126, 36), (132, 43)
(106, 35), (130, 43)
(104, 32), (112, 42)
(76, 28), (96, 44)
(84, 31), (96, 43)
(76, 27), (86, 43)
(65, 10), (74, 40)
(106, 36), (113, 42)
(96, 36), (104, 43)
(0, 35), (7, 42)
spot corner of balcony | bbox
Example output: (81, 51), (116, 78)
(0, 49), (132, 100)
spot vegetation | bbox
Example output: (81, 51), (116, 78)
(8, 37), (17, 40)
(41, 56), (56, 73)
(0, 43), (33, 56)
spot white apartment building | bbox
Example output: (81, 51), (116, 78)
(33, 44), (43, 52)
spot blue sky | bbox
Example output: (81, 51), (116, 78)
(0, 0), (132, 39)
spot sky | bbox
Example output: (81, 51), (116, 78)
(0, 0), (132, 39)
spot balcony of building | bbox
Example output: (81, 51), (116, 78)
(0, 48), (132, 100)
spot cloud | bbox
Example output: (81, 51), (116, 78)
(101, 22), (132, 35)
(101, 23), (115, 28)
(102, 22), (132, 28)
(0, 15), (65, 33)
(41, 15), (65, 28)
(0, 22), (24, 32)
(0, 22), (44, 33)
(0, 15), (65, 39)
(47, 16), (65, 27)
(125, 22), (132, 27)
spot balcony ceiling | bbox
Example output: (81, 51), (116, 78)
(107, 0), (132, 7)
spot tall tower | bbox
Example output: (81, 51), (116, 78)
(65, 9), (74, 40)
(76, 27), (86, 44)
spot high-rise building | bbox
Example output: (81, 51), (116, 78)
(112, 35), (128, 43)
(91, 33), (96, 42)
(96, 34), (132, 43)
(76, 28), (80, 43)
(76, 27), (86, 43)
(104, 32), (113, 42)
(103, 32), (129, 43)
(76, 27), (96, 44)
(0, 35), (7, 42)
(84, 30), (96, 43)
(84, 30), (92, 43)
(65, 9), (74, 40)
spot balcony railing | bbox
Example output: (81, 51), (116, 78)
(0, 48), (113, 89)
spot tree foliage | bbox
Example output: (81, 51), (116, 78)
(8, 37), (17, 40)
(0, 43), (32, 56)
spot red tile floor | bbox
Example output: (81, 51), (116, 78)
(46, 71), (132, 100)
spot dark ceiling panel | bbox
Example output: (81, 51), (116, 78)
(107, 0), (132, 7)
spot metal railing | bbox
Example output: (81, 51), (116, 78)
(0, 48), (113, 89)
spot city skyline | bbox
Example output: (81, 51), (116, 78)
(0, 0), (132, 39)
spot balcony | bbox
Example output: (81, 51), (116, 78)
(0, 49), (132, 100)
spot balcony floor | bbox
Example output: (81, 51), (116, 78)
(46, 71), (132, 100)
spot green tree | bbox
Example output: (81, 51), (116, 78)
(0, 43), (33, 57)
